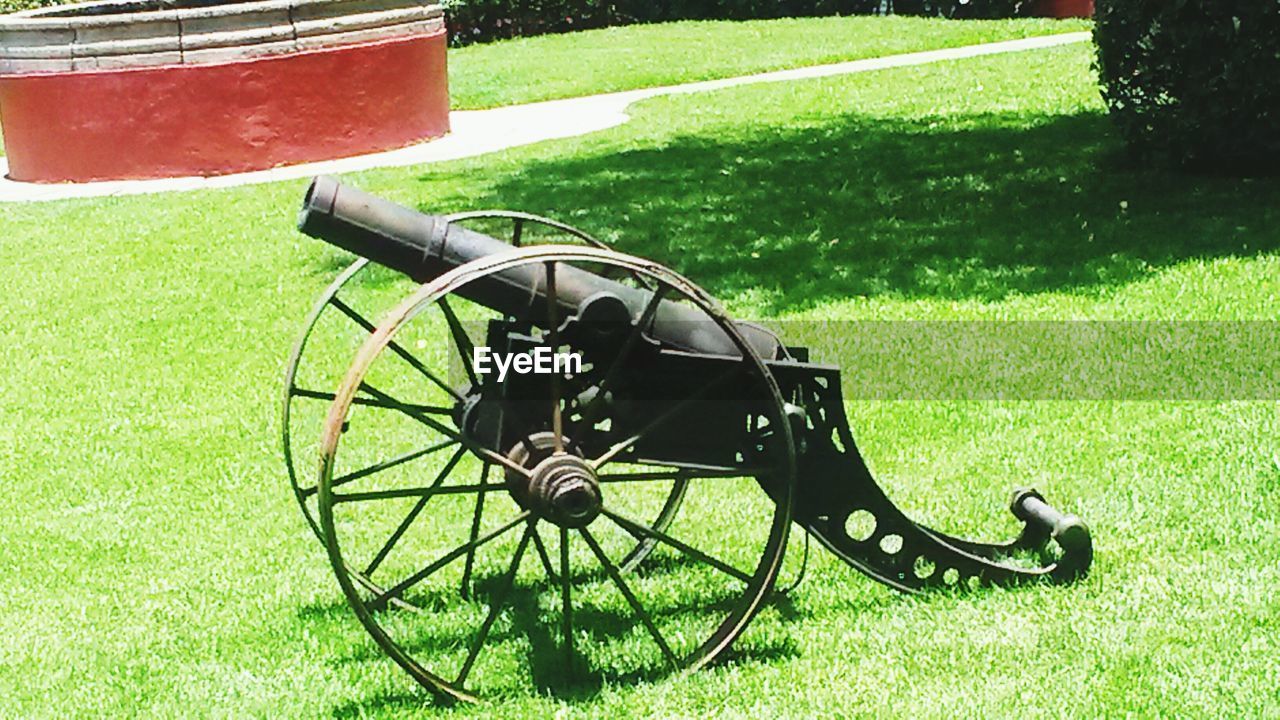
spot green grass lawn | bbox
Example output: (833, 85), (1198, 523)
(447, 16), (1089, 108)
(2, 22), (1279, 720)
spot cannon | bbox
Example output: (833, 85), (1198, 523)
(282, 176), (1093, 702)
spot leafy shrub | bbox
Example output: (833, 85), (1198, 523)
(1, 0), (46, 12)
(1094, 0), (1280, 173)
(443, 0), (1035, 45)
(2, 0), (1035, 44)
(891, 0), (1030, 19)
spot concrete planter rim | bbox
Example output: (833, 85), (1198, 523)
(2, 0), (441, 25)
(0, 0), (445, 72)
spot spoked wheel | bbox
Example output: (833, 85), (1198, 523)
(282, 212), (684, 574)
(316, 246), (796, 701)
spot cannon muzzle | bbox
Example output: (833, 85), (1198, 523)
(300, 175), (506, 284)
(298, 176), (781, 358)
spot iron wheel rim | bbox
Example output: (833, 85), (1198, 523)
(316, 246), (797, 701)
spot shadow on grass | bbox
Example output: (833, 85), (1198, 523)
(422, 111), (1279, 310)
(301, 552), (802, 714)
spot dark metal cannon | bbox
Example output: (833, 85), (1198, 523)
(299, 175), (779, 358)
(284, 176), (1093, 702)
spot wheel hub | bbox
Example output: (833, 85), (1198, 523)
(506, 432), (602, 528)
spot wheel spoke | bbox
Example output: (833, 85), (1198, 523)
(545, 261), (564, 453)
(460, 463), (491, 597)
(596, 471), (688, 484)
(559, 525), (574, 672)
(361, 445), (468, 576)
(291, 387), (452, 416)
(368, 511), (531, 611)
(303, 437), (459, 499)
(438, 297), (480, 389)
(351, 382), (462, 430)
(628, 458), (774, 476)
(572, 286), (670, 446)
(597, 467), (764, 483)
(329, 296), (464, 402)
(346, 380), (529, 477)
(579, 527), (678, 668)
(313, 438), (459, 498)
(590, 365), (743, 469)
(351, 386), (531, 478)
(455, 525), (532, 687)
(529, 523), (558, 582)
(603, 508), (751, 583)
(332, 482), (504, 504)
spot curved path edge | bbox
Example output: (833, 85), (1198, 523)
(0, 31), (1089, 203)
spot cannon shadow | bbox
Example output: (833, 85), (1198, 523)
(299, 552), (803, 714)
(424, 110), (1280, 311)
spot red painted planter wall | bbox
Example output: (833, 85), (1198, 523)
(1032, 0), (1094, 18)
(0, 30), (449, 183)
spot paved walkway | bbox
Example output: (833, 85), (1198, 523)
(0, 32), (1088, 203)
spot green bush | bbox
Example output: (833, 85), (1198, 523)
(443, 0), (1035, 45)
(891, 0), (1029, 19)
(1, 0), (42, 12)
(2, 0), (1034, 43)
(1094, 0), (1280, 173)
(1, 0), (85, 13)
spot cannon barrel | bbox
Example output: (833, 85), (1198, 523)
(298, 176), (780, 358)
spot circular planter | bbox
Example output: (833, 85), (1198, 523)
(0, 0), (449, 183)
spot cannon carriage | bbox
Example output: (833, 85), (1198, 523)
(282, 176), (1092, 701)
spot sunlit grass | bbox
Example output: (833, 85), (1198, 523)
(1, 23), (1277, 720)
(447, 16), (1089, 108)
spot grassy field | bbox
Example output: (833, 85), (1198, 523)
(447, 16), (1088, 108)
(2, 20), (1279, 720)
